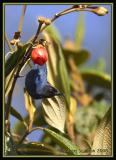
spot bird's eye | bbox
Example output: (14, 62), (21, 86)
(39, 39), (47, 46)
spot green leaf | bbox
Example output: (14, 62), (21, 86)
(5, 33), (14, 52)
(44, 128), (80, 155)
(43, 31), (70, 106)
(63, 49), (90, 66)
(43, 31), (59, 88)
(12, 121), (27, 136)
(57, 42), (71, 106)
(75, 13), (85, 50)
(91, 107), (112, 155)
(42, 96), (66, 133)
(44, 24), (61, 41)
(5, 68), (17, 98)
(5, 43), (30, 77)
(17, 142), (66, 155)
(80, 69), (111, 89)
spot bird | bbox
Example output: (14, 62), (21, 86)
(25, 64), (62, 99)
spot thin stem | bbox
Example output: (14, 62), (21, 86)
(22, 22), (43, 64)
(5, 33), (14, 52)
(17, 127), (43, 145)
(40, 7), (91, 32)
(18, 5), (27, 33)
(5, 76), (17, 131)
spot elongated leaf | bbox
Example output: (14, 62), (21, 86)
(17, 142), (66, 155)
(57, 42), (71, 106)
(12, 123), (26, 136)
(75, 13), (85, 50)
(44, 128), (80, 155)
(18, 5), (27, 33)
(5, 43), (30, 77)
(43, 31), (58, 87)
(5, 67), (17, 98)
(45, 24), (61, 41)
(5, 33), (14, 52)
(42, 96), (66, 133)
(24, 89), (36, 130)
(43, 31), (70, 106)
(91, 107), (112, 155)
(80, 69), (111, 89)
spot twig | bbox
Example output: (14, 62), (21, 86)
(18, 5), (27, 33)
(17, 127), (43, 145)
(5, 33), (14, 52)
(40, 6), (91, 32)
(10, 5), (27, 46)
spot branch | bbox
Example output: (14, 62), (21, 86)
(18, 5), (27, 33)
(17, 127), (43, 145)
(10, 5), (27, 46)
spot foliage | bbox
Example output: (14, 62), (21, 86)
(4, 5), (111, 157)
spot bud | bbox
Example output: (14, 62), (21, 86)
(38, 17), (51, 25)
(92, 7), (108, 16)
(38, 16), (46, 23)
(44, 18), (51, 25)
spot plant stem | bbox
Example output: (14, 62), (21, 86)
(17, 127), (43, 145)
(18, 5), (27, 33)
(40, 6), (90, 32)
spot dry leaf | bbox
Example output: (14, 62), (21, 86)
(42, 96), (66, 133)
(24, 89), (36, 130)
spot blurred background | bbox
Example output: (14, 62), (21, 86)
(5, 4), (112, 141)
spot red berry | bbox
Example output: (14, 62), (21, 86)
(31, 45), (48, 65)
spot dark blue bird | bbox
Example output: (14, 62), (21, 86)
(25, 64), (62, 99)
